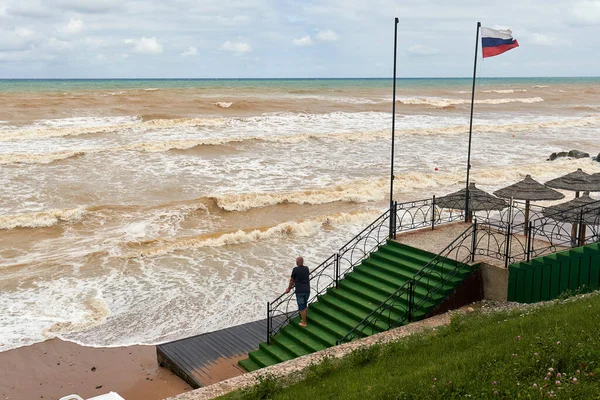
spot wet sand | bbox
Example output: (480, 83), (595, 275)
(0, 339), (192, 400)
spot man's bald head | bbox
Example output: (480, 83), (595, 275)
(296, 256), (304, 266)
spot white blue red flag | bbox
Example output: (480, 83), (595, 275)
(481, 27), (519, 58)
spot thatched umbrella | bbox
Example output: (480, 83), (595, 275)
(544, 169), (600, 241)
(493, 175), (564, 232)
(436, 183), (507, 222)
(544, 168), (600, 197)
(542, 192), (600, 246)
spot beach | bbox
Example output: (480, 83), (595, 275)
(0, 78), (599, 398)
(0, 338), (191, 400)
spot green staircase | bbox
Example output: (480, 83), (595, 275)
(238, 241), (474, 372)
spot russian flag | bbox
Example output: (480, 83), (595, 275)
(481, 27), (519, 58)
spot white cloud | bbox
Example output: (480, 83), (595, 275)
(570, 0), (600, 23)
(15, 28), (35, 39)
(60, 18), (84, 35)
(292, 36), (313, 46)
(527, 33), (570, 46)
(315, 29), (339, 42)
(407, 44), (439, 56)
(181, 46), (198, 56)
(220, 40), (252, 54)
(124, 36), (164, 55)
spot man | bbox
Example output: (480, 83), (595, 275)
(285, 256), (310, 327)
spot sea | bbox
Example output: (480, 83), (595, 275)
(1, 77), (599, 352)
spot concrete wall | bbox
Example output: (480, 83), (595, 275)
(479, 262), (508, 302)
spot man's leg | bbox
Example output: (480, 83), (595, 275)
(299, 308), (307, 327)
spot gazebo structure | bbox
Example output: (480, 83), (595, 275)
(493, 174), (564, 234)
(436, 183), (507, 222)
(542, 192), (600, 246)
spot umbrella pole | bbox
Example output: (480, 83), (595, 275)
(524, 200), (530, 238)
(578, 223), (586, 246)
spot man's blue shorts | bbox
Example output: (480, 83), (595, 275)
(296, 292), (310, 311)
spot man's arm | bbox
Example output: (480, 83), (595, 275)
(285, 277), (295, 294)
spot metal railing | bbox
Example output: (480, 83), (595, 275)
(266, 196), (477, 343)
(337, 224), (475, 344)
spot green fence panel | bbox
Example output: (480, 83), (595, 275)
(507, 265), (519, 302)
(507, 242), (600, 303)
(573, 247), (591, 291)
(547, 255), (562, 299)
(531, 259), (544, 303)
(515, 267), (526, 303)
(589, 247), (600, 291)
(567, 254), (582, 292)
(557, 253), (571, 294)
(523, 266), (535, 303)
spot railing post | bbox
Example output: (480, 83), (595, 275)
(267, 301), (271, 344)
(526, 221), (533, 262)
(470, 219), (477, 262)
(577, 208), (585, 247)
(431, 195), (436, 230)
(504, 220), (512, 268)
(408, 280), (414, 322)
(388, 202), (395, 240)
(334, 253), (340, 289)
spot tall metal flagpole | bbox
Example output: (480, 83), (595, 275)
(465, 21), (481, 222)
(389, 17), (399, 238)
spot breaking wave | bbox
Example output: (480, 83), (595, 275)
(0, 116), (226, 141)
(482, 89), (528, 94)
(398, 97), (544, 107)
(0, 206), (88, 230)
(126, 211), (380, 257)
(215, 102), (233, 108)
(211, 178), (388, 211)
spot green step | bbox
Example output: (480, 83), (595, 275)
(238, 357), (262, 372)
(258, 342), (296, 363)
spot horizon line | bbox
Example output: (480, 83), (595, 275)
(0, 76), (599, 80)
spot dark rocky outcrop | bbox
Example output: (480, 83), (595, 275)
(595, 153), (600, 162)
(547, 150), (590, 161)
(548, 151), (568, 161)
(568, 149), (590, 159)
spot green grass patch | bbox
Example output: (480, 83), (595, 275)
(222, 292), (600, 399)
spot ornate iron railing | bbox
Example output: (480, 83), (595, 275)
(266, 205), (394, 343)
(522, 198), (600, 261)
(337, 224), (475, 344)
(266, 195), (477, 343)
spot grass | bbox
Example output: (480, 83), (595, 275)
(222, 292), (600, 399)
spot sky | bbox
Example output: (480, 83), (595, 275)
(0, 0), (598, 78)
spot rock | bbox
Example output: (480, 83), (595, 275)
(95, 385), (103, 389)
(91, 366), (97, 372)
(568, 149), (590, 159)
(595, 153), (600, 162)
(548, 151), (568, 161)
(467, 307), (475, 313)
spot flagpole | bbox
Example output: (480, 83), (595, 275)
(465, 21), (481, 222)
(389, 17), (399, 238)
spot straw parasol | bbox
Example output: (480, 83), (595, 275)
(542, 192), (600, 245)
(544, 169), (600, 241)
(493, 174), (564, 230)
(544, 168), (600, 196)
(436, 183), (507, 212)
